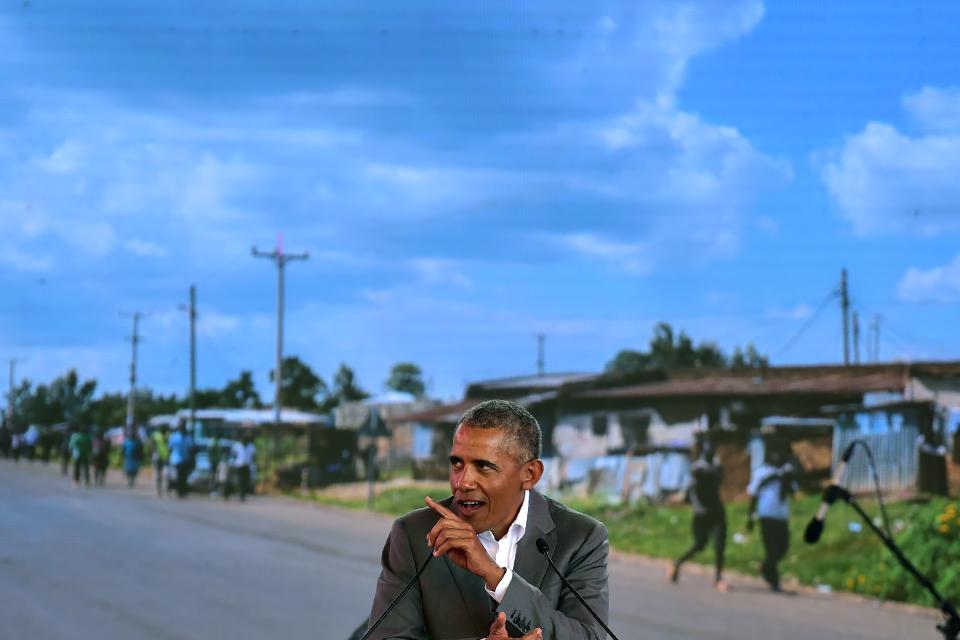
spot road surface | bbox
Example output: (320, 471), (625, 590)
(0, 459), (942, 639)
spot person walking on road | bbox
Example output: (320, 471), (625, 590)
(225, 434), (255, 502)
(68, 426), (92, 488)
(208, 436), (223, 497)
(92, 428), (111, 486)
(168, 424), (194, 498)
(671, 438), (728, 591)
(123, 428), (144, 488)
(151, 426), (170, 497)
(747, 447), (798, 592)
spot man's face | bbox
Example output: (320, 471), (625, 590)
(448, 425), (536, 537)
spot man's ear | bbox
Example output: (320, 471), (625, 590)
(521, 459), (544, 490)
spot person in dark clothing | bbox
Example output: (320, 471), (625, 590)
(0, 426), (11, 458)
(747, 448), (797, 592)
(671, 439), (728, 590)
(69, 426), (93, 487)
(59, 430), (71, 476)
(92, 428), (112, 486)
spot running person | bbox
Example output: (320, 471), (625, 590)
(747, 448), (797, 592)
(671, 439), (727, 591)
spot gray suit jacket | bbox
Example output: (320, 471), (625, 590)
(367, 490), (609, 640)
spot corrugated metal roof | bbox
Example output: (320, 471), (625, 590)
(390, 391), (559, 424)
(575, 369), (907, 400)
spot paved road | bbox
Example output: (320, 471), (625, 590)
(0, 460), (942, 639)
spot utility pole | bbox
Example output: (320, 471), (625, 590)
(870, 314), (882, 363)
(852, 311), (861, 365)
(181, 285), (198, 433)
(537, 334), (545, 376)
(840, 268), (850, 366)
(123, 312), (143, 430)
(6, 358), (18, 430)
(252, 238), (309, 468)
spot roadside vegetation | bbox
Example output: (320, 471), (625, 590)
(294, 485), (959, 610)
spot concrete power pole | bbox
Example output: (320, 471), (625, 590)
(188, 286), (197, 434)
(124, 312), (143, 430)
(252, 239), (309, 467)
(537, 334), (545, 376)
(178, 287), (198, 433)
(870, 315), (882, 363)
(840, 268), (850, 366)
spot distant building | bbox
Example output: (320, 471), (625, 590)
(336, 392), (439, 467)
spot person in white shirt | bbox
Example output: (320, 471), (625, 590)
(226, 434), (255, 502)
(746, 447), (798, 592)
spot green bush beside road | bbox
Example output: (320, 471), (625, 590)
(299, 485), (959, 609)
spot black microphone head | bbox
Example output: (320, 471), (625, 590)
(804, 518), (824, 544)
(536, 538), (550, 555)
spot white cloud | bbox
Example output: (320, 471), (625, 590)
(897, 254), (960, 303)
(551, 232), (653, 276)
(766, 303), (814, 321)
(902, 86), (960, 133)
(197, 311), (242, 338)
(409, 258), (473, 289)
(822, 87), (960, 236)
(124, 238), (168, 258)
(0, 247), (55, 273)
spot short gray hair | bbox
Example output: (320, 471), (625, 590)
(457, 399), (541, 464)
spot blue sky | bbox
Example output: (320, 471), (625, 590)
(4, 1), (960, 401)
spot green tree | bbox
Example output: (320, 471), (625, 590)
(385, 362), (426, 398)
(730, 343), (769, 369)
(269, 357), (326, 410)
(606, 322), (766, 373)
(221, 370), (263, 408)
(326, 363), (368, 410)
(10, 370), (98, 427)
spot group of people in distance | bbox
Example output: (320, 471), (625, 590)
(149, 424), (256, 501)
(671, 438), (798, 593)
(362, 400), (801, 640)
(58, 425), (146, 488)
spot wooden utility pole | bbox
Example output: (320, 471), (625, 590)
(840, 268), (850, 366)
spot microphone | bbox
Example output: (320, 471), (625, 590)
(804, 441), (858, 544)
(360, 553), (432, 640)
(536, 538), (621, 640)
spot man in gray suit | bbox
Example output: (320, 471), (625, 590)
(367, 400), (609, 640)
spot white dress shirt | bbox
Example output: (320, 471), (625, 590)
(477, 490), (530, 603)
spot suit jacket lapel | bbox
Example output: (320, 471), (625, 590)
(443, 555), (493, 637)
(512, 490), (556, 591)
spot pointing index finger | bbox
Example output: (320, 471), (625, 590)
(424, 495), (458, 519)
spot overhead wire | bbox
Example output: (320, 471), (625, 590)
(773, 287), (839, 360)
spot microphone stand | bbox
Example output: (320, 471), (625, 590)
(360, 554), (433, 640)
(829, 485), (960, 640)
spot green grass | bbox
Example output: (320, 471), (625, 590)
(289, 483), (449, 515)
(571, 493), (960, 608)
(291, 485), (960, 609)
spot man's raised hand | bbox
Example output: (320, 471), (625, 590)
(424, 496), (505, 589)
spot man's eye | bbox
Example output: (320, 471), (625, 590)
(450, 460), (463, 468)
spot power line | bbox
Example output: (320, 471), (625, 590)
(774, 288), (838, 360)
